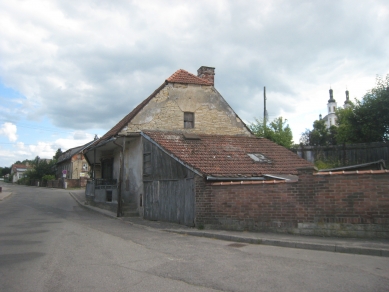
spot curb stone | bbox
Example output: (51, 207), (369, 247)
(165, 230), (389, 257)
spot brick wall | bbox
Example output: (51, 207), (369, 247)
(196, 168), (389, 238)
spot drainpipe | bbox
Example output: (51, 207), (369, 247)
(113, 138), (125, 217)
(93, 148), (96, 179)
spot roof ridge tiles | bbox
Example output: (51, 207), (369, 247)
(166, 69), (212, 85)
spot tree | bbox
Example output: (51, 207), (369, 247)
(0, 166), (11, 177)
(336, 74), (389, 143)
(53, 148), (63, 161)
(250, 117), (294, 148)
(335, 105), (355, 143)
(21, 159), (56, 184)
(300, 119), (333, 146)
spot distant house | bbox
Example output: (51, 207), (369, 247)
(56, 141), (94, 179)
(10, 163), (32, 183)
(83, 66), (312, 225)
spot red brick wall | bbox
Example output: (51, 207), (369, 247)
(195, 168), (389, 237)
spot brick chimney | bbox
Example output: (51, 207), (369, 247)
(197, 66), (215, 85)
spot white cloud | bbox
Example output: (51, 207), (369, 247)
(0, 131), (95, 166)
(0, 0), (388, 158)
(0, 122), (18, 142)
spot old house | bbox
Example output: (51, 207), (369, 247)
(83, 66), (312, 224)
(10, 163), (32, 183)
(56, 141), (94, 179)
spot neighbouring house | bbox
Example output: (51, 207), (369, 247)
(10, 163), (32, 183)
(83, 66), (312, 224)
(56, 141), (95, 179)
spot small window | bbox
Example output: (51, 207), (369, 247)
(143, 153), (152, 176)
(184, 112), (194, 129)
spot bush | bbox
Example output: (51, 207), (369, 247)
(17, 177), (31, 185)
(314, 160), (341, 170)
(42, 175), (55, 182)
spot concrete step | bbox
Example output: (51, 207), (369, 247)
(121, 205), (139, 217)
(122, 210), (139, 217)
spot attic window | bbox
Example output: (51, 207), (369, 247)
(247, 153), (272, 163)
(184, 112), (194, 129)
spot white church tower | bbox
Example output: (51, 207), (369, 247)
(319, 89), (351, 129)
(344, 89), (352, 109)
(326, 88), (337, 128)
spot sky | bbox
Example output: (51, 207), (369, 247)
(1, 0), (389, 167)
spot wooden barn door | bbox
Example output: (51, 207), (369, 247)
(144, 179), (195, 226)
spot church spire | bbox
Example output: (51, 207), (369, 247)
(344, 89), (351, 108)
(328, 88), (336, 103)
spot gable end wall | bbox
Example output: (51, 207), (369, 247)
(121, 83), (251, 136)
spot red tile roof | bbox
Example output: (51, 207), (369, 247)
(11, 164), (31, 171)
(143, 131), (313, 177)
(166, 69), (213, 85)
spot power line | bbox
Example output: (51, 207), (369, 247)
(0, 120), (74, 134)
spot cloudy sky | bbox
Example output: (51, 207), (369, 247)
(1, 0), (388, 167)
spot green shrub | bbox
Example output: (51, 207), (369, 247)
(314, 160), (341, 170)
(42, 174), (55, 182)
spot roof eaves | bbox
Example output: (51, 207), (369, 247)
(85, 82), (167, 152)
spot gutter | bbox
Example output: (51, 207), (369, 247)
(84, 137), (117, 153)
(206, 176), (265, 181)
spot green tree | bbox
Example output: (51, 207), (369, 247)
(336, 74), (389, 143)
(3, 166), (11, 176)
(53, 148), (62, 161)
(335, 105), (355, 143)
(22, 159), (56, 183)
(250, 117), (294, 148)
(300, 119), (333, 146)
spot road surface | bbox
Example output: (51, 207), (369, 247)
(1, 184), (388, 291)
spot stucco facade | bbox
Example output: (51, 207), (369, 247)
(120, 83), (251, 136)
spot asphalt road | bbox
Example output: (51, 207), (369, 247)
(1, 184), (388, 292)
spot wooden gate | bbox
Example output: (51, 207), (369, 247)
(144, 178), (195, 226)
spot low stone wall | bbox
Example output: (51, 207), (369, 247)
(47, 180), (61, 188)
(196, 168), (389, 238)
(46, 178), (87, 188)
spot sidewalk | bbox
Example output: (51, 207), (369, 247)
(69, 189), (389, 257)
(0, 184), (13, 201)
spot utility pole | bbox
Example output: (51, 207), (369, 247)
(264, 86), (267, 135)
